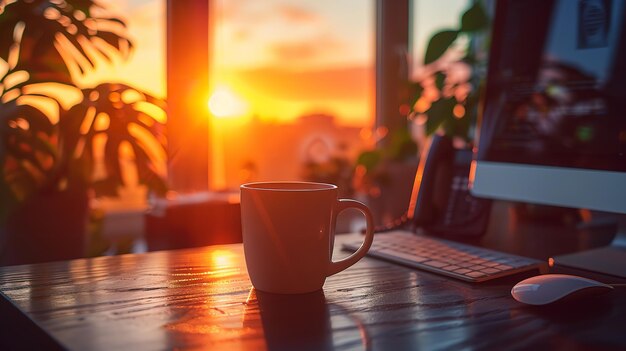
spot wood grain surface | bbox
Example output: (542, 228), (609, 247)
(2, 231), (626, 351)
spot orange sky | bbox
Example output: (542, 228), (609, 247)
(38, 0), (470, 191)
(212, 65), (374, 125)
(74, 0), (375, 127)
(75, 0), (467, 127)
(210, 0), (375, 126)
(73, 0), (166, 98)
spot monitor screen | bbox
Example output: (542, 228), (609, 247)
(472, 0), (626, 214)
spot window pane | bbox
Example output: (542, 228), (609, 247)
(210, 0), (375, 190)
(77, 1), (166, 99)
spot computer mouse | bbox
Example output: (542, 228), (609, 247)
(511, 274), (613, 305)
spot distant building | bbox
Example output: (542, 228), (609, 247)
(218, 114), (366, 189)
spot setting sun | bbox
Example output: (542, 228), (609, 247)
(208, 86), (249, 118)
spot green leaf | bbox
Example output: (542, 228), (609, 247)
(14, 34), (75, 84)
(408, 82), (424, 109)
(97, 31), (133, 53)
(424, 30), (459, 65)
(356, 150), (382, 172)
(425, 98), (456, 135)
(103, 134), (124, 187)
(435, 71), (447, 91)
(462, 53), (477, 66)
(6, 144), (46, 174)
(17, 104), (56, 135)
(385, 129), (417, 161)
(131, 144), (167, 196)
(0, 101), (56, 135)
(445, 109), (469, 139)
(0, 7), (20, 62)
(13, 132), (56, 160)
(92, 178), (121, 197)
(58, 104), (89, 161)
(61, 32), (95, 69)
(70, 1), (98, 15)
(460, 2), (489, 32)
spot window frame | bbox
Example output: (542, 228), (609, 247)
(166, 0), (410, 191)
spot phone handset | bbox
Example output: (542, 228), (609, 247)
(408, 133), (456, 227)
(407, 134), (491, 236)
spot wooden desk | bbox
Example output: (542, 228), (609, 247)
(2, 226), (626, 350)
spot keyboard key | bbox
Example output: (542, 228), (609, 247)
(454, 268), (472, 274)
(377, 249), (428, 263)
(480, 268), (500, 274)
(469, 259), (488, 265)
(342, 231), (544, 283)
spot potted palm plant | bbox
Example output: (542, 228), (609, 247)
(0, 0), (167, 265)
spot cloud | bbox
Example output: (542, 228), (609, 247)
(216, 0), (322, 26)
(211, 1), (372, 70)
(275, 4), (322, 24)
(233, 65), (373, 100)
(269, 33), (343, 62)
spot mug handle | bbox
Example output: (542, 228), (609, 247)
(326, 199), (374, 276)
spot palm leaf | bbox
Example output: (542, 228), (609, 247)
(58, 83), (167, 196)
(0, 2), (21, 62)
(102, 133), (125, 187)
(0, 101), (56, 135)
(58, 103), (88, 160)
(131, 142), (167, 195)
(1, 0), (133, 83)
(1, 99), (57, 199)
(2, 1), (163, 201)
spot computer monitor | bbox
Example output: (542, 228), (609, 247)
(471, 0), (626, 278)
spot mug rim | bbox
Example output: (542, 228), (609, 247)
(241, 181), (337, 192)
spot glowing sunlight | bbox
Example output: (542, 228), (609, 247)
(208, 86), (249, 119)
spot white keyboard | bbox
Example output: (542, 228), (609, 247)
(343, 230), (545, 282)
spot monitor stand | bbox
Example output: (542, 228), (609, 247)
(553, 214), (626, 278)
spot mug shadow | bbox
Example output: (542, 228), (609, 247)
(243, 289), (336, 351)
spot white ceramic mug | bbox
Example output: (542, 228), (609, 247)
(240, 181), (374, 294)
